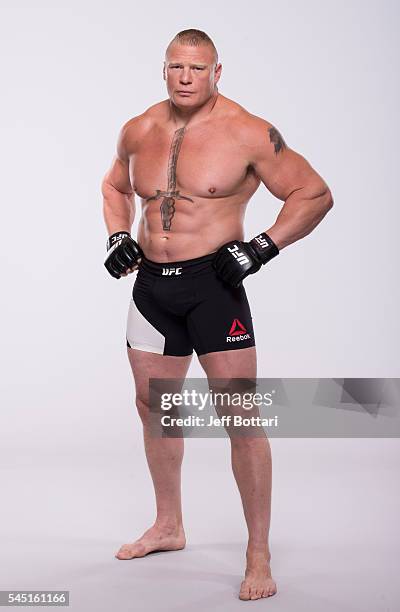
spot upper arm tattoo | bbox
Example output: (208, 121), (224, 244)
(268, 126), (287, 155)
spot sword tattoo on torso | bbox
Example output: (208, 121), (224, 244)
(145, 126), (194, 231)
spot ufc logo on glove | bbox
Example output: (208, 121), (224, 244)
(227, 244), (250, 266)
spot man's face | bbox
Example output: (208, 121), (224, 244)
(163, 43), (221, 108)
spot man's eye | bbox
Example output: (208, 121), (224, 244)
(169, 66), (204, 70)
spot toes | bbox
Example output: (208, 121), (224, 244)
(240, 580), (276, 600)
(250, 588), (261, 600)
(116, 544), (135, 559)
(115, 550), (131, 560)
(264, 583), (277, 597)
(115, 543), (145, 559)
(239, 582), (251, 600)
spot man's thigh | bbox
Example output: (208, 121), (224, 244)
(199, 347), (259, 435)
(186, 271), (255, 356)
(127, 348), (193, 404)
(198, 346), (257, 378)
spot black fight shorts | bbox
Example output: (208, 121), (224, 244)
(126, 252), (256, 356)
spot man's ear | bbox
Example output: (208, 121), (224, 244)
(214, 63), (222, 85)
(163, 62), (166, 81)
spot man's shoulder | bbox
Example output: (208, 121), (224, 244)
(218, 96), (275, 147)
(118, 101), (169, 151)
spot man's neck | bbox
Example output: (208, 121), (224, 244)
(168, 89), (220, 130)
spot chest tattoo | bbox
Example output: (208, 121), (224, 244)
(145, 127), (194, 231)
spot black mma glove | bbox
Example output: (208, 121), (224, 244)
(212, 232), (279, 288)
(104, 231), (143, 279)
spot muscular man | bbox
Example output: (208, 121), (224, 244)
(102, 29), (333, 601)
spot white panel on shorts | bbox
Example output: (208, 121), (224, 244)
(126, 298), (165, 354)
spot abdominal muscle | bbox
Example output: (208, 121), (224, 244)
(137, 194), (249, 262)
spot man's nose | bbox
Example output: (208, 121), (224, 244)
(180, 69), (192, 85)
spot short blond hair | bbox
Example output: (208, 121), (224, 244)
(166, 29), (218, 63)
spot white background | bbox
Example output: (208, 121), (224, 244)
(0, 1), (399, 610)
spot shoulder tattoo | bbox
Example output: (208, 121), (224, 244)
(268, 126), (287, 155)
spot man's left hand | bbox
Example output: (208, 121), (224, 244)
(212, 232), (279, 288)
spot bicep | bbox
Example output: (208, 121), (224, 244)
(102, 123), (134, 196)
(250, 123), (326, 201)
(103, 155), (133, 196)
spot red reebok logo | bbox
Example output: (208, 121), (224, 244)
(228, 318), (247, 336)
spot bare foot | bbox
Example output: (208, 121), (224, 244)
(239, 549), (277, 601)
(115, 523), (186, 560)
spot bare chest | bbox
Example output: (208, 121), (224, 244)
(130, 124), (258, 200)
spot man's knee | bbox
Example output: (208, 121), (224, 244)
(136, 396), (150, 424)
(229, 430), (267, 448)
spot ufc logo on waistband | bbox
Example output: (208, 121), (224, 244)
(162, 267), (183, 275)
(227, 244), (249, 266)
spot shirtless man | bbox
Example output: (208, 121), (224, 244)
(102, 29), (333, 601)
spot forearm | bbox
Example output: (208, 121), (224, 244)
(102, 181), (135, 235)
(265, 184), (334, 250)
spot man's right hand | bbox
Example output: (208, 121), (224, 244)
(104, 231), (143, 279)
